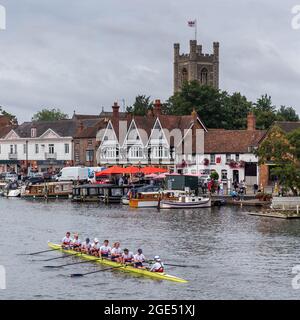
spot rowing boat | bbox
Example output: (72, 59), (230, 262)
(48, 242), (188, 283)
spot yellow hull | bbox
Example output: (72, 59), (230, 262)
(48, 242), (188, 283)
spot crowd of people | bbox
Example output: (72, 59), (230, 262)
(61, 232), (165, 273)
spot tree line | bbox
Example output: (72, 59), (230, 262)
(127, 81), (299, 130)
(1, 81), (299, 127)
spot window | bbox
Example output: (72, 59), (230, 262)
(31, 128), (37, 138)
(65, 144), (70, 154)
(181, 68), (188, 83)
(10, 145), (17, 154)
(49, 144), (55, 154)
(86, 150), (94, 162)
(102, 147), (117, 159)
(87, 140), (93, 146)
(129, 146), (142, 158)
(75, 151), (80, 163)
(210, 154), (216, 164)
(221, 170), (228, 180)
(226, 154), (231, 163)
(235, 154), (240, 162)
(35, 144), (39, 154)
(23, 144), (27, 154)
(200, 68), (208, 85)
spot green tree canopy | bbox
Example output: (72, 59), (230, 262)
(252, 94), (277, 129)
(32, 108), (68, 122)
(276, 106), (299, 122)
(126, 95), (153, 116)
(0, 106), (18, 125)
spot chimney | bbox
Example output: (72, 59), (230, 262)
(153, 99), (162, 117)
(191, 108), (197, 124)
(79, 120), (84, 132)
(247, 112), (256, 131)
(112, 102), (120, 137)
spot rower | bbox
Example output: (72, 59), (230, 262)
(111, 242), (122, 262)
(150, 256), (165, 273)
(133, 248), (146, 268)
(90, 238), (100, 256)
(121, 248), (134, 264)
(72, 233), (81, 251)
(100, 240), (111, 258)
(61, 232), (72, 249)
(81, 238), (91, 254)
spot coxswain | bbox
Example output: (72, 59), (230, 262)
(71, 233), (81, 251)
(81, 238), (91, 254)
(100, 240), (111, 258)
(121, 248), (134, 264)
(150, 256), (165, 273)
(61, 232), (72, 249)
(111, 242), (122, 262)
(90, 238), (100, 256)
(133, 248), (146, 268)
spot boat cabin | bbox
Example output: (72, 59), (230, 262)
(21, 182), (73, 199)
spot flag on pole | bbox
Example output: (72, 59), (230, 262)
(188, 20), (196, 27)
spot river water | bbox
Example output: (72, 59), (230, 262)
(0, 197), (300, 300)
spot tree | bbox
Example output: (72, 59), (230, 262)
(126, 95), (153, 116)
(256, 125), (300, 194)
(252, 94), (277, 129)
(167, 81), (228, 128)
(0, 106), (18, 125)
(223, 92), (252, 129)
(32, 108), (68, 121)
(276, 106), (299, 122)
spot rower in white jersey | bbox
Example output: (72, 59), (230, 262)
(150, 256), (165, 273)
(121, 248), (134, 264)
(81, 238), (91, 254)
(61, 232), (72, 249)
(100, 240), (111, 258)
(133, 248), (146, 268)
(90, 238), (100, 256)
(111, 242), (122, 262)
(71, 233), (81, 251)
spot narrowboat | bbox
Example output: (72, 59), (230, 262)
(21, 181), (73, 199)
(72, 184), (132, 203)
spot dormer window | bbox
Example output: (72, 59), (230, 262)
(31, 128), (37, 138)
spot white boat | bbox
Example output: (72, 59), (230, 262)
(3, 181), (21, 197)
(121, 196), (130, 205)
(159, 195), (211, 209)
(129, 190), (187, 208)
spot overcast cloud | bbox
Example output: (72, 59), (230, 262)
(0, 0), (299, 122)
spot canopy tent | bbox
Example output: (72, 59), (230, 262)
(140, 167), (168, 175)
(95, 166), (126, 176)
(122, 166), (140, 174)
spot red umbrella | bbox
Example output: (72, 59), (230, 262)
(122, 166), (140, 174)
(96, 166), (126, 176)
(140, 167), (168, 175)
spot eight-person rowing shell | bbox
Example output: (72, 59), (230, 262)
(60, 232), (164, 273)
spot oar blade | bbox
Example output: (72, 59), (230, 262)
(43, 265), (61, 269)
(70, 274), (84, 277)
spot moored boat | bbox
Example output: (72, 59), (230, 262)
(159, 195), (211, 209)
(129, 190), (187, 208)
(48, 242), (188, 283)
(21, 181), (73, 199)
(3, 181), (21, 197)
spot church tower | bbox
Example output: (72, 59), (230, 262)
(173, 40), (219, 92)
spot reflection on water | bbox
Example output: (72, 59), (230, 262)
(1, 198), (300, 299)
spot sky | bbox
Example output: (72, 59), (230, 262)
(0, 0), (299, 122)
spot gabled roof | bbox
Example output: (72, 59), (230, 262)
(15, 120), (77, 138)
(204, 130), (266, 153)
(272, 121), (300, 133)
(75, 119), (108, 138)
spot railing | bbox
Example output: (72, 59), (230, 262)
(45, 152), (57, 160)
(8, 153), (18, 160)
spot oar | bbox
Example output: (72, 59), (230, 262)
(70, 265), (124, 277)
(44, 259), (101, 268)
(17, 248), (60, 256)
(146, 260), (199, 268)
(33, 251), (81, 262)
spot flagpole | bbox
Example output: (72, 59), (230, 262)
(195, 19), (197, 41)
